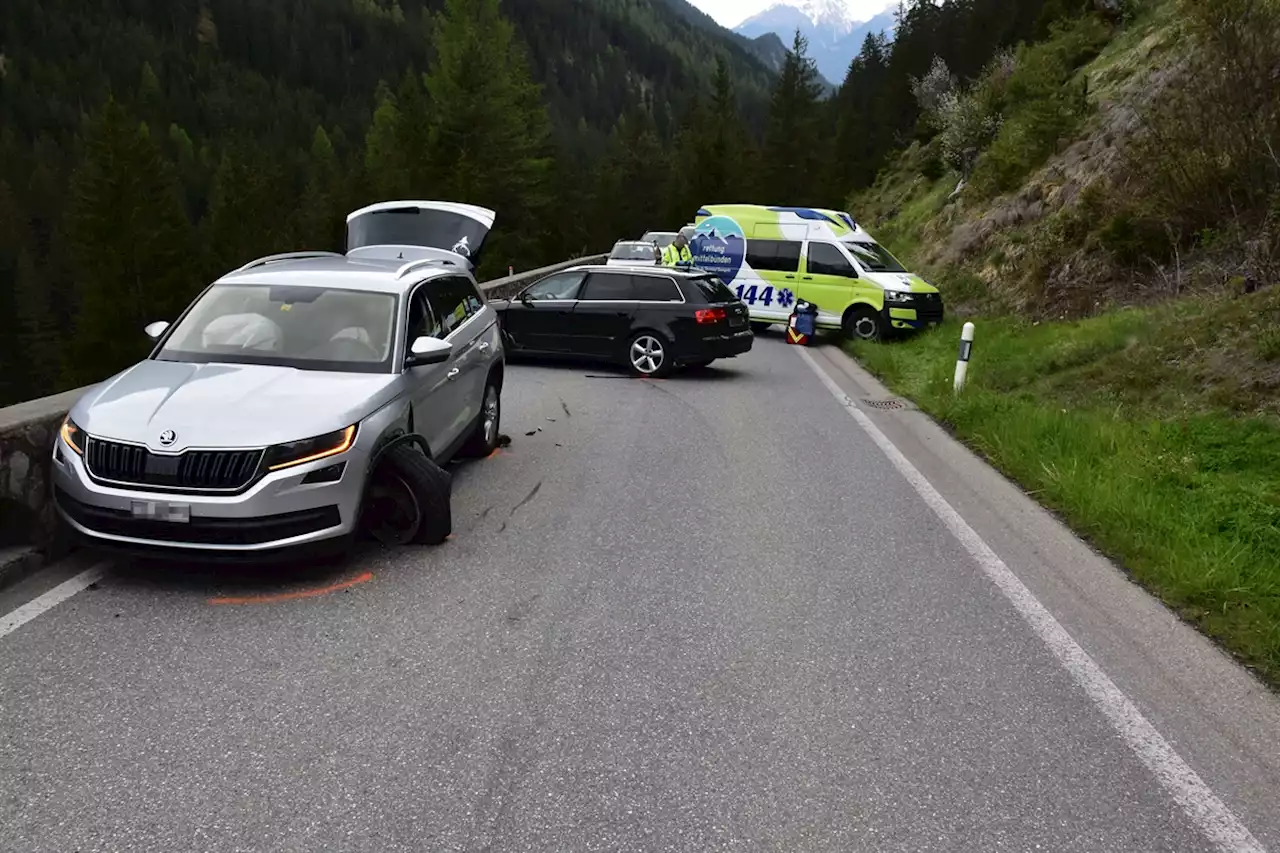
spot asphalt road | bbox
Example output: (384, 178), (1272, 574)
(3, 335), (1278, 852)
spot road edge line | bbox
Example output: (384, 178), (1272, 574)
(796, 346), (1266, 853)
(0, 562), (108, 640)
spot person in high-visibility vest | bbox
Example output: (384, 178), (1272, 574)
(661, 232), (693, 266)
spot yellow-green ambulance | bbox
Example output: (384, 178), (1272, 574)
(690, 204), (943, 340)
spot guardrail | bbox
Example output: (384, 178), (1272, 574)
(0, 253), (605, 585)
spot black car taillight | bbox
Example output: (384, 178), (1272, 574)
(695, 307), (726, 324)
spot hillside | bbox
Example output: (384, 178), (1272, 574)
(842, 0), (1280, 682)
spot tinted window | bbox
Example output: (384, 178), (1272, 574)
(847, 240), (907, 273)
(346, 207), (488, 261)
(687, 275), (737, 303)
(426, 276), (474, 337)
(580, 273), (635, 301)
(156, 283), (399, 373)
(632, 275), (682, 302)
(807, 242), (856, 277)
(463, 279), (486, 314)
(523, 272), (584, 301)
(406, 288), (442, 344)
(745, 239), (801, 272)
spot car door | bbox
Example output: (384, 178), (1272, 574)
(403, 286), (455, 456)
(740, 238), (800, 324)
(571, 271), (638, 357)
(800, 240), (863, 328)
(502, 271), (585, 353)
(425, 275), (482, 453)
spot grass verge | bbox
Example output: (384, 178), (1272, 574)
(847, 288), (1280, 685)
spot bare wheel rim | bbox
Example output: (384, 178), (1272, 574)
(482, 384), (499, 445)
(853, 315), (879, 340)
(366, 471), (421, 546)
(630, 335), (665, 374)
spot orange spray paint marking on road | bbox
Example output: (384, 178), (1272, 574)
(486, 448), (503, 459)
(207, 571), (374, 606)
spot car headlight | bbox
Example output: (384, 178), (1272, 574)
(60, 416), (84, 455)
(263, 425), (357, 472)
(884, 290), (915, 303)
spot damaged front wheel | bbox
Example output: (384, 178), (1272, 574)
(363, 442), (452, 546)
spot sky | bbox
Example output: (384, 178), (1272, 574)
(687, 0), (893, 29)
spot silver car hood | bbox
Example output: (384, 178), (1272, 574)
(71, 360), (401, 452)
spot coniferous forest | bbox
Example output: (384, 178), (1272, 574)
(0, 0), (1075, 405)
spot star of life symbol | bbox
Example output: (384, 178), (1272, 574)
(777, 288), (795, 308)
(451, 236), (471, 257)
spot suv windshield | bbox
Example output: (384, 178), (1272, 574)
(846, 240), (907, 273)
(156, 283), (398, 374)
(642, 231), (677, 249)
(611, 243), (658, 262)
(689, 275), (737, 303)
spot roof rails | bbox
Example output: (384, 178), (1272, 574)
(395, 257), (457, 279)
(234, 251), (345, 273)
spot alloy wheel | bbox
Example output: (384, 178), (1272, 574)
(630, 335), (665, 375)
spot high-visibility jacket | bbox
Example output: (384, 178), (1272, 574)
(662, 243), (692, 266)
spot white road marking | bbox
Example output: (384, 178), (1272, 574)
(0, 563), (108, 640)
(797, 346), (1266, 853)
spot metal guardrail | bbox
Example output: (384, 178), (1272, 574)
(0, 253), (606, 578)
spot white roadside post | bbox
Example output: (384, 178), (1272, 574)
(954, 321), (975, 393)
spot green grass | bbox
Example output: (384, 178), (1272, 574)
(847, 288), (1280, 684)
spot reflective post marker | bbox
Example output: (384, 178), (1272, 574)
(954, 321), (975, 392)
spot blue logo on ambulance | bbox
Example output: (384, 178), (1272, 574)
(690, 216), (745, 283)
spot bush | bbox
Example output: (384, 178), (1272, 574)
(967, 16), (1111, 196)
(1130, 0), (1280, 241)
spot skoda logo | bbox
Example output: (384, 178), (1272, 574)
(158, 430), (177, 447)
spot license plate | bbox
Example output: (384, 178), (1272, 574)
(131, 500), (191, 523)
(145, 455), (181, 477)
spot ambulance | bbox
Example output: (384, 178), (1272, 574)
(689, 204), (943, 340)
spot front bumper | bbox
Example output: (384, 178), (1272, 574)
(886, 295), (945, 331)
(678, 328), (754, 363)
(51, 437), (367, 554)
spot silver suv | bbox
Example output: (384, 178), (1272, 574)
(52, 201), (505, 558)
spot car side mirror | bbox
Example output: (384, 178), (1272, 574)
(405, 335), (452, 368)
(519, 290), (534, 304)
(144, 320), (170, 340)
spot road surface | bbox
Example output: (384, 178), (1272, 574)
(3, 335), (1279, 852)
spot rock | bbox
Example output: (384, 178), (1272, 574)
(6, 450), (29, 500)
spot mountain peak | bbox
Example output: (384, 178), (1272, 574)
(789, 0), (859, 34)
(734, 0), (897, 83)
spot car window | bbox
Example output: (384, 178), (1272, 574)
(406, 287), (442, 344)
(806, 242), (856, 277)
(426, 276), (473, 337)
(846, 240), (907, 273)
(463, 279), (486, 314)
(155, 283), (398, 373)
(632, 275), (682, 302)
(687, 275), (737, 303)
(611, 243), (660, 262)
(745, 239), (801, 273)
(523, 271), (585, 301)
(580, 273), (635, 301)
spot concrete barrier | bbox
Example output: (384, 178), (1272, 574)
(0, 253), (604, 585)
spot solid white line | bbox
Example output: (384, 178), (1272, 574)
(796, 347), (1266, 853)
(0, 563), (108, 640)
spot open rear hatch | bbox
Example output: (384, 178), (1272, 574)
(345, 201), (496, 269)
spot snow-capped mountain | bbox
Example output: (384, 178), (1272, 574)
(735, 0), (897, 84)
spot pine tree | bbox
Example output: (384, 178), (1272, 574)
(421, 0), (552, 275)
(759, 31), (826, 205)
(63, 99), (196, 386)
(593, 108), (665, 247)
(205, 139), (296, 275)
(297, 126), (345, 251)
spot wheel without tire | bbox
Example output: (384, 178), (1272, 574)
(626, 331), (672, 378)
(843, 306), (884, 342)
(461, 376), (501, 458)
(364, 442), (452, 546)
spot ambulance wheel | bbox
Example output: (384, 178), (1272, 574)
(843, 307), (884, 342)
(751, 322), (773, 334)
(626, 331), (673, 378)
